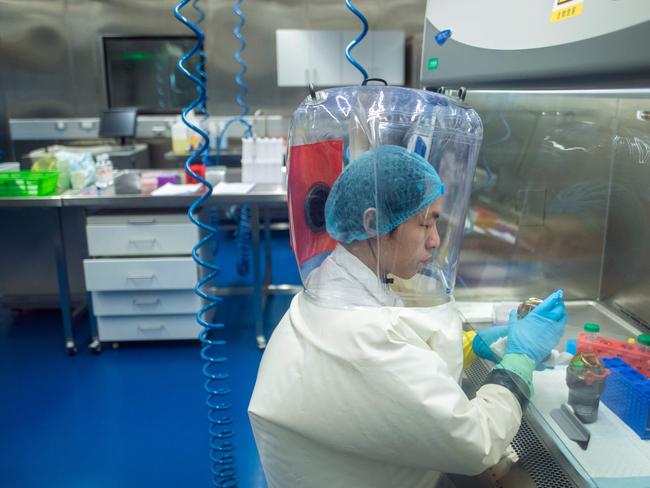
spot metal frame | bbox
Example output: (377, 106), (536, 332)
(0, 185), (291, 353)
(53, 207), (77, 355)
(9, 116), (289, 141)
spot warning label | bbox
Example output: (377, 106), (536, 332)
(550, 0), (584, 22)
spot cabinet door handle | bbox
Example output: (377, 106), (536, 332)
(127, 218), (157, 225)
(137, 324), (165, 332)
(127, 274), (155, 281)
(128, 238), (157, 247)
(132, 298), (161, 306)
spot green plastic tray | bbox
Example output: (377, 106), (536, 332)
(0, 171), (59, 197)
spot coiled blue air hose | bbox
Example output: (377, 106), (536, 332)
(216, 0), (253, 278)
(192, 0), (210, 165)
(216, 0), (254, 153)
(174, 2), (237, 487)
(344, 0), (369, 82)
(235, 205), (251, 276)
(192, 0), (222, 284)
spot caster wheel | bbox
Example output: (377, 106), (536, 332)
(66, 339), (77, 356)
(89, 338), (102, 354)
(112, 342), (120, 350)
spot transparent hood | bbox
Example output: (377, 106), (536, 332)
(287, 86), (482, 307)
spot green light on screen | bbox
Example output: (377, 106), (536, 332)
(120, 52), (153, 61)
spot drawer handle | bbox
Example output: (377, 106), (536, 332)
(127, 218), (157, 225)
(132, 298), (161, 306)
(128, 238), (157, 247)
(127, 274), (155, 281)
(137, 324), (165, 332)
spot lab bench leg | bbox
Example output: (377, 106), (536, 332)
(54, 208), (76, 355)
(262, 206), (273, 307)
(87, 291), (101, 354)
(251, 204), (266, 349)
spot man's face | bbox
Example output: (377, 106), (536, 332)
(379, 197), (442, 279)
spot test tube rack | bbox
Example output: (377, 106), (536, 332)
(577, 332), (650, 377)
(601, 357), (650, 440)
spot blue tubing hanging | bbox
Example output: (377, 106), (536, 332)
(174, 1), (237, 487)
(216, 0), (254, 157)
(192, 0), (220, 270)
(216, 0), (253, 278)
(235, 204), (251, 276)
(192, 0), (210, 165)
(344, 0), (369, 82)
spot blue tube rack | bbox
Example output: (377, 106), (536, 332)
(601, 357), (650, 440)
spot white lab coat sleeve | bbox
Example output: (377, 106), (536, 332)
(250, 299), (523, 479)
(346, 319), (523, 475)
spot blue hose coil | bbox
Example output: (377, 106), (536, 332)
(216, 0), (253, 278)
(344, 0), (369, 82)
(216, 0), (254, 156)
(174, 2), (237, 487)
(235, 205), (251, 276)
(192, 0), (220, 278)
(192, 0), (210, 164)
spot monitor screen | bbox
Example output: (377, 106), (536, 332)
(98, 108), (138, 139)
(102, 35), (200, 114)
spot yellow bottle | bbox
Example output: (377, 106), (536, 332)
(171, 117), (189, 155)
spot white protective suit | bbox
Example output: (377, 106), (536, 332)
(248, 245), (523, 488)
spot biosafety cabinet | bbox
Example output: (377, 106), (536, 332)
(419, 1), (650, 487)
(420, 0), (650, 88)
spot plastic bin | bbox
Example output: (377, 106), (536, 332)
(577, 332), (650, 377)
(601, 357), (650, 440)
(0, 171), (59, 197)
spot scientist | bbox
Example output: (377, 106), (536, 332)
(249, 145), (567, 488)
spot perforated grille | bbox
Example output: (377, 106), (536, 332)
(464, 360), (580, 488)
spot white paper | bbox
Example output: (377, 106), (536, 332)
(532, 367), (650, 480)
(151, 183), (203, 196)
(212, 182), (255, 195)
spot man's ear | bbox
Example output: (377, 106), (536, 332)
(363, 208), (378, 237)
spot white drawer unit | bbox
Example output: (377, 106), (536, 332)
(91, 290), (201, 316)
(96, 314), (201, 341)
(84, 212), (202, 346)
(84, 257), (197, 291)
(86, 214), (198, 257)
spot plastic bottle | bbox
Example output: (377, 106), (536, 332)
(96, 153), (114, 189)
(95, 156), (106, 189)
(208, 120), (218, 154)
(171, 116), (189, 155)
(104, 154), (114, 187)
(185, 111), (202, 152)
(584, 323), (600, 342)
(637, 334), (650, 353)
(566, 352), (610, 424)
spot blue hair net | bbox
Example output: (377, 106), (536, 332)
(325, 145), (444, 243)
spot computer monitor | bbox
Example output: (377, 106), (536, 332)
(102, 35), (199, 114)
(98, 108), (138, 146)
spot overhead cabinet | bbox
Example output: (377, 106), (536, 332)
(276, 30), (404, 87)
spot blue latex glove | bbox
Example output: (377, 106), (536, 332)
(505, 290), (568, 365)
(473, 325), (509, 362)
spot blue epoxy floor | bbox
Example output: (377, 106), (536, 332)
(0, 231), (300, 488)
